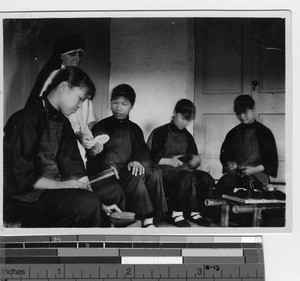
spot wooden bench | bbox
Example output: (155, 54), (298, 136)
(205, 195), (285, 227)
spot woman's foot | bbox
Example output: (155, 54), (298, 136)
(142, 218), (156, 228)
(142, 223), (156, 228)
(189, 212), (210, 227)
(171, 211), (190, 227)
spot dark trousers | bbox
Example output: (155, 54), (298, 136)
(144, 165), (168, 219)
(91, 167), (156, 219)
(216, 172), (266, 195)
(91, 178), (126, 211)
(162, 168), (214, 214)
(216, 173), (239, 195)
(4, 189), (102, 227)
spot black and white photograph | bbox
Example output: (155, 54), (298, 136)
(1, 12), (291, 232)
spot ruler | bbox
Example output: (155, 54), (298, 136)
(0, 235), (264, 281)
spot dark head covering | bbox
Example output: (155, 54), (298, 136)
(25, 34), (86, 107)
(174, 99), (196, 120)
(111, 84), (136, 106)
(234, 94), (255, 114)
(54, 34), (85, 57)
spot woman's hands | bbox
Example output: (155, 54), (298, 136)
(224, 162), (265, 176)
(76, 132), (95, 149)
(188, 155), (201, 169)
(89, 141), (104, 155)
(168, 155), (184, 167)
(240, 164), (265, 175)
(34, 177), (92, 191)
(76, 131), (107, 156)
(127, 161), (145, 176)
(101, 204), (122, 216)
(58, 179), (86, 189)
(58, 176), (92, 191)
(78, 176), (92, 192)
(225, 161), (238, 172)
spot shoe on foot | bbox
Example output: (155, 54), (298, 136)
(189, 214), (210, 227)
(170, 216), (190, 227)
(142, 223), (156, 228)
(231, 188), (251, 198)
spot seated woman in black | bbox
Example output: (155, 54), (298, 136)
(216, 94), (278, 198)
(4, 66), (104, 227)
(86, 84), (168, 228)
(148, 99), (214, 227)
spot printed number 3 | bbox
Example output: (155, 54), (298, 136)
(197, 268), (202, 275)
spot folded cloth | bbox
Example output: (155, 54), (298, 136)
(76, 132), (110, 151)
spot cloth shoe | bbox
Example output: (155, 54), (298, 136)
(170, 216), (190, 227)
(189, 214), (210, 227)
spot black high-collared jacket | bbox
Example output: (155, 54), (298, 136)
(4, 98), (86, 202)
(220, 120), (278, 177)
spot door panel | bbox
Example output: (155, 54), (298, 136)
(199, 114), (239, 179)
(194, 19), (251, 180)
(203, 21), (244, 94)
(194, 18), (285, 183)
(252, 18), (286, 182)
(253, 18), (285, 93)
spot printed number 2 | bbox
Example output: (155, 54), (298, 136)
(197, 268), (202, 275)
(126, 268), (131, 275)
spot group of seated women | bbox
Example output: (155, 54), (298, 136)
(3, 34), (278, 228)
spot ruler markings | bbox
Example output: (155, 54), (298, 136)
(182, 248), (244, 257)
(1, 236), (261, 243)
(1, 236), (264, 281)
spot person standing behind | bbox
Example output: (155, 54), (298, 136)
(25, 34), (97, 154)
(148, 99), (214, 227)
(86, 84), (168, 228)
(216, 94), (278, 197)
(4, 66), (103, 227)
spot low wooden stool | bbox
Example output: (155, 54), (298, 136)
(205, 195), (285, 227)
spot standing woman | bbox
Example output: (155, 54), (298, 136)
(86, 84), (168, 227)
(26, 34), (96, 152)
(148, 99), (214, 227)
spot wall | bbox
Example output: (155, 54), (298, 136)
(3, 18), (110, 124)
(109, 18), (195, 139)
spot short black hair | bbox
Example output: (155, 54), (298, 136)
(234, 95), (255, 114)
(174, 99), (196, 121)
(111, 84), (136, 106)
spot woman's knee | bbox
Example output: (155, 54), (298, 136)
(217, 173), (237, 194)
(110, 185), (125, 207)
(196, 171), (215, 187)
(147, 167), (162, 181)
(77, 191), (101, 215)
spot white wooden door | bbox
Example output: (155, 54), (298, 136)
(194, 18), (285, 183)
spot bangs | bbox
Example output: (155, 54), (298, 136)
(179, 110), (195, 121)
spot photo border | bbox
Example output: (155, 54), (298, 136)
(0, 9), (292, 236)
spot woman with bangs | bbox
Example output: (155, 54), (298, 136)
(86, 84), (168, 228)
(148, 99), (214, 227)
(4, 66), (102, 227)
